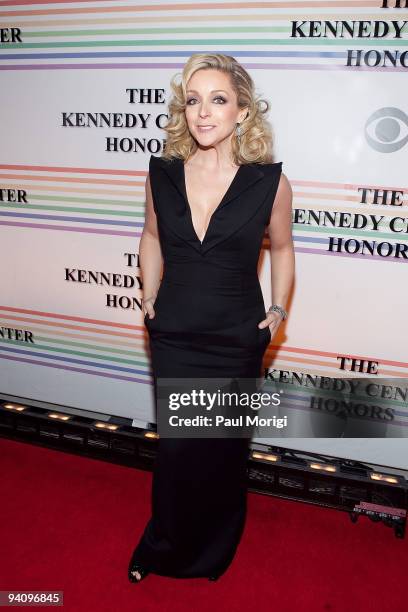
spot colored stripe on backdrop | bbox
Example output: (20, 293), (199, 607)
(0, 304), (153, 383)
(1, 163), (407, 263)
(0, 1), (406, 71)
(0, 163), (147, 236)
(1, 306), (407, 380)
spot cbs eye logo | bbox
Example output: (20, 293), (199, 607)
(365, 107), (408, 152)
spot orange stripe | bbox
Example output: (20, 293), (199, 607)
(0, 313), (146, 338)
(2, 13), (403, 28)
(1, 165), (405, 195)
(292, 179), (408, 192)
(267, 343), (408, 369)
(0, 305), (141, 331)
(266, 352), (408, 376)
(2, 307), (406, 370)
(0, 173), (144, 187)
(377, 368), (408, 377)
(264, 363), (408, 378)
(0, 318), (148, 346)
(0, 183), (142, 197)
(0, 163), (145, 176)
(0, 2), (382, 19)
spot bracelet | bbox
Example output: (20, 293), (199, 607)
(268, 304), (287, 320)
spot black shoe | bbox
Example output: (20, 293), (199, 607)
(128, 550), (150, 583)
(128, 562), (150, 583)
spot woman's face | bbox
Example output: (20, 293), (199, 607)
(184, 68), (247, 150)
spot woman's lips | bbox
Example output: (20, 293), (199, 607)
(197, 125), (215, 132)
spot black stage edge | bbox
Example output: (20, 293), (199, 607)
(0, 397), (406, 539)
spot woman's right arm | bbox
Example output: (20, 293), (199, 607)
(140, 172), (163, 319)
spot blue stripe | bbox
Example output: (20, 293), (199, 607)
(0, 211), (144, 227)
(0, 343), (152, 376)
(0, 50), (345, 60)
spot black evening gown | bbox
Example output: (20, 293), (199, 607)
(132, 153), (283, 579)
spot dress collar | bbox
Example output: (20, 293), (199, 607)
(150, 155), (268, 255)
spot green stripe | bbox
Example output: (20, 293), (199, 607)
(293, 224), (408, 242)
(35, 335), (149, 358)
(26, 27), (289, 36)
(30, 195), (145, 206)
(22, 25), (408, 39)
(0, 337), (150, 367)
(0, 203), (145, 216)
(3, 38), (407, 48)
(3, 204), (405, 236)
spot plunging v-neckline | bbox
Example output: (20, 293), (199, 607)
(182, 161), (242, 245)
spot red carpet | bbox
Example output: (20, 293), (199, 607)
(0, 437), (406, 612)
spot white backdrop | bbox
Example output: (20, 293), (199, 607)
(0, 0), (407, 469)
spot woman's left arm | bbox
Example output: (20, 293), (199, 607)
(258, 172), (295, 336)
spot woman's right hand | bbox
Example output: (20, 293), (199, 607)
(143, 296), (156, 320)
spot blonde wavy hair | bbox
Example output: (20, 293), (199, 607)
(160, 53), (275, 165)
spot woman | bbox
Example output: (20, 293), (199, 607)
(129, 53), (294, 583)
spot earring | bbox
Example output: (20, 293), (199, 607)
(235, 123), (242, 144)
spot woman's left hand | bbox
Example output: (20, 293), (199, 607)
(258, 310), (283, 340)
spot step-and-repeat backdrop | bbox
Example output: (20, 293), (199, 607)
(1, 1), (407, 468)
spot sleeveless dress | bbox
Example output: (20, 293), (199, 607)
(132, 153), (283, 579)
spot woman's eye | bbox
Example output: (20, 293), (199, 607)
(186, 96), (226, 105)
